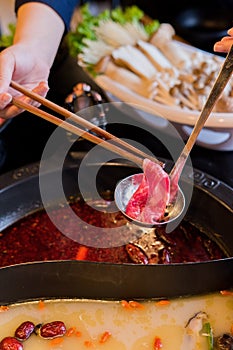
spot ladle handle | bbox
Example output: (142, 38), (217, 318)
(170, 45), (233, 184)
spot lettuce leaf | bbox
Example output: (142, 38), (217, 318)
(67, 4), (159, 57)
(0, 23), (15, 48)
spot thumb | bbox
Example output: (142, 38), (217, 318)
(0, 48), (16, 92)
(0, 48), (15, 108)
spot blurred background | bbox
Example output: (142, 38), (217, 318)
(1, 0), (232, 52)
(120, 0), (233, 52)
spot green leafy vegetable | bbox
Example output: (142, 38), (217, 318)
(110, 5), (144, 24)
(201, 322), (214, 350)
(67, 4), (159, 57)
(144, 20), (160, 36)
(0, 23), (15, 48)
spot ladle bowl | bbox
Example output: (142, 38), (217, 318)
(114, 173), (185, 227)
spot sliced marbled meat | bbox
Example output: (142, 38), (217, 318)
(125, 173), (149, 219)
(126, 159), (170, 223)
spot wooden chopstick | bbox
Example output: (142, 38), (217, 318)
(10, 81), (163, 167)
(12, 97), (151, 166)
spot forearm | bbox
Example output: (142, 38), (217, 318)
(15, 0), (78, 31)
(14, 2), (65, 68)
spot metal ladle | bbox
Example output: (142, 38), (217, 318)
(115, 45), (233, 227)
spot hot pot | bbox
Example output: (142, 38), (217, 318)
(0, 156), (232, 305)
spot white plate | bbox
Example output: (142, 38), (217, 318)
(94, 42), (233, 151)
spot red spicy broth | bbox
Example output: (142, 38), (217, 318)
(0, 196), (226, 267)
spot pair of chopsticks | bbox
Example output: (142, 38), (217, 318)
(11, 81), (162, 167)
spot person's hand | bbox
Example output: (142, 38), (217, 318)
(214, 27), (233, 53)
(0, 2), (65, 119)
(0, 44), (50, 119)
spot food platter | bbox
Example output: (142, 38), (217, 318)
(68, 5), (233, 151)
(94, 42), (232, 129)
(92, 41), (233, 151)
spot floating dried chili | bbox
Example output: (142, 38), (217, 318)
(0, 306), (9, 313)
(99, 331), (111, 344)
(75, 246), (88, 260)
(155, 300), (170, 306)
(121, 300), (131, 309)
(66, 327), (76, 337)
(38, 300), (45, 310)
(84, 340), (94, 347)
(220, 290), (233, 296)
(128, 300), (144, 309)
(153, 336), (163, 350)
(49, 337), (64, 346)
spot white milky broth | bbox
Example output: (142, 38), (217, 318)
(0, 292), (232, 349)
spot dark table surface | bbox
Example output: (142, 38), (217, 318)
(0, 49), (233, 189)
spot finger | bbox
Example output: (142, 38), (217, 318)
(0, 93), (12, 110)
(227, 27), (233, 36)
(0, 81), (50, 119)
(213, 37), (233, 53)
(22, 81), (50, 108)
(0, 49), (15, 94)
(0, 94), (32, 118)
(0, 49), (15, 113)
(32, 81), (49, 99)
(0, 95), (39, 119)
(213, 43), (227, 53)
(0, 103), (24, 119)
(0, 49), (17, 114)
